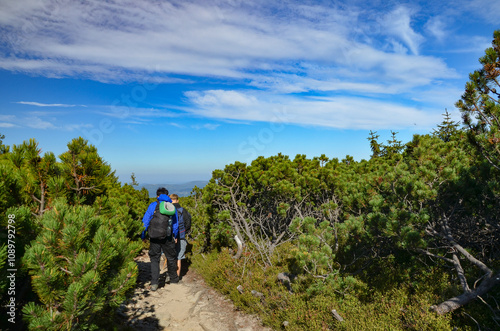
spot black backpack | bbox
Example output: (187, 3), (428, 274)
(148, 202), (172, 239)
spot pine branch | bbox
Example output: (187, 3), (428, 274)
(415, 248), (454, 264)
(70, 185), (96, 192)
(110, 272), (133, 295)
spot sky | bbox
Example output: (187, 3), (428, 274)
(0, 0), (498, 184)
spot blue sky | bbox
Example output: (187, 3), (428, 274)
(0, 0), (498, 184)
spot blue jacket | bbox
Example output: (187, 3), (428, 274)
(141, 194), (178, 239)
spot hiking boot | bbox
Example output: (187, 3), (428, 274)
(150, 284), (158, 291)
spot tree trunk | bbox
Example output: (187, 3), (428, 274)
(39, 181), (46, 216)
(431, 271), (500, 315)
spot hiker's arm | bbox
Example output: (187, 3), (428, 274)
(172, 211), (179, 239)
(141, 202), (156, 239)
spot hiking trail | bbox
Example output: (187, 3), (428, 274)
(117, 250), (272, 331)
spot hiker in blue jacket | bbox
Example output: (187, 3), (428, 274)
(141, 187), (180, 290)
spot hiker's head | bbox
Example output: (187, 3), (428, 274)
(170, 193), (179, 202)
(156, 187), (169, 197)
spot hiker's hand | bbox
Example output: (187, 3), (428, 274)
(175, 238), (178, 244)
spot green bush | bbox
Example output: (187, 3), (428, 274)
(22, 200), (141, 330)
(192, 245), (455, 331)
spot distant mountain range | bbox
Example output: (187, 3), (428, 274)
(138, 181), (208, 198)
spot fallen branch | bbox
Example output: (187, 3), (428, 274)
(430, 271), (500, 315)
(331, 309), (344, 322)
(233, 235), (244, 260)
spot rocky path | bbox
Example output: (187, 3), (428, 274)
(117, 250), (272, 331)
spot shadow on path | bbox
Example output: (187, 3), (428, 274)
(115, 255), (164, 330)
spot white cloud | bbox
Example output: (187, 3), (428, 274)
(62, 123), (93, 131)
(0, 0), (455, 91)
(16, 101), (78, 107)
(184, 89), (441, 130)
(0, 112), (91, 131)
(0, 115), (16, 121)
(25, 117), (56, 129)
(169, 122), (185, 129)
(97, 106), (180, 122)
(446, 35), (492, 54)
(0, 115), (18, 128)
(185, 90), (258, 108)
(191, 123), (220, 130)
(410, 86), (464, 109)
(378, 6), (424, 55)
(463, 0), (500, 24)
(425, 16), (447, 42)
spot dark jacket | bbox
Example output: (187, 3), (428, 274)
(173, 202), (191, 240)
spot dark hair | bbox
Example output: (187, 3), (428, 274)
(156, 187), (169, 196)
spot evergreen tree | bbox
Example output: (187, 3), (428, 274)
(0, 206), (38, 329)
(0, 132), (8, 154)
(447, 29), (500, 316)
(367, 130), (382, 158)
(59, 137), (117, 205)
(92, 182), (149, 240)
(384, 131), (404, 158)
(456, 30), (500, 170)
(22, 200), (141, 330)
(0, 157), (23, 216)
(289, 217), (338, 277)
(6, 139), (62, 215)
(23, 139), (59, 216)
(130, 172), (139, 186)
(366, 131), (404, 159)
(432, 109), (461, 142)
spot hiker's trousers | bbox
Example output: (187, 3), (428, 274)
(149, 236), (179, 285)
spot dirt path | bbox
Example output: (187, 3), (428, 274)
(117, 250), (272, 331)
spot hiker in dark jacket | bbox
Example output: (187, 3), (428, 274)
(171, 193), (192, 279)
(141, 187), (179, 290)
